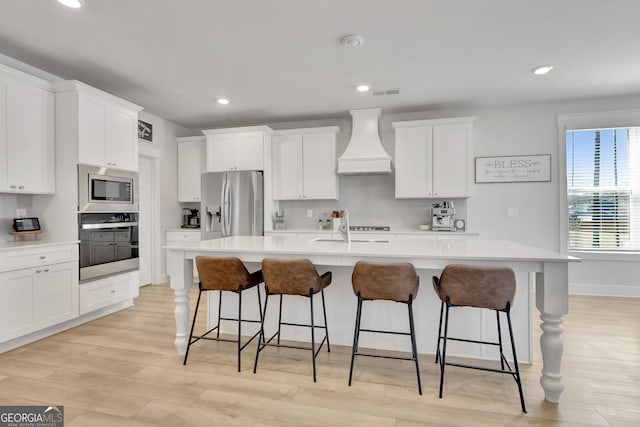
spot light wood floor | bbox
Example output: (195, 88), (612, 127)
(0, 285), (638, 426)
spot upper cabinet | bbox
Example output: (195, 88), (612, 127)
(393, 117), (475, 199)
(202, 126), (273, 172)
(53, 80), (143, 172)
(0, 64), (55, 194)
(177, 136), (205, 202)
(272, 126), (339, 200)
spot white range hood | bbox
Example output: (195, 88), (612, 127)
(337, 108), (392, 175)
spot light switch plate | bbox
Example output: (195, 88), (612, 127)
(307, 209), (313, 218)
(507, 207), (518, 217)
(16, 208), (27, 218)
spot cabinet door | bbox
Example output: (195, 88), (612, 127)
(395, 126), (433, 198)
(0, 268), (35, 342)
(302, 133), (337, 200)
(0, 79), (8, 191)
(108, 105), (138, 171)
(178, 141), (203, 202)
(34, 262), (78, 327)
(78, 92), (109, 167)
(206, 134), (236, 172)
(433, 124), (470, 197)
(234, 132), (264, 171)
(5, 81), (54, 193)
(272, 134), (303, 200)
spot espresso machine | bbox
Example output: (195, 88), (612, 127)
(182, 208), (200, 228)
(432, 201), (455, 231)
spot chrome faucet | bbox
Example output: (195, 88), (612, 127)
(338, 210), (351, 243)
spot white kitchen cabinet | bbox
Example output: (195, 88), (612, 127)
(79, 271), (136, 315)
(272, 126), (339, 200)
(0, 243), (79, 344)
(203, 126), (273, 172)
(165, 229), (202, 279)
(0, 64), (55, 194)
(54, 80), (142, 172)
(393, 117), (475, 199)
(177, 136), (205, 202)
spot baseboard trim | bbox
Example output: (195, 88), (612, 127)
(0, 299), (133, 354)
(569, 283), (640, 298)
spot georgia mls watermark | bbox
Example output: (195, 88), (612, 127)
(0, 406), (64, 427)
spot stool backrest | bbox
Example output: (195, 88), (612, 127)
(434, 264), (516, 310)
(195, 256), (253, 291)
(352, 261), (419, 302)
(262, 258), (322, 295)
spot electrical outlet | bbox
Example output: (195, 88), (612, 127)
(307, 209), (313, 218)
(16, 208), (27, 218)
(507, 207), (518, 217)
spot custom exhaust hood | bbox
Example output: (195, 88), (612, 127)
(337, 108), (392, 175)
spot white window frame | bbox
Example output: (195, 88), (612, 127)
(557, 109), (640, 259)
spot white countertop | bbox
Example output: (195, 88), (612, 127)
(165, 235), (578, 263)
(165, 228), (201, 233)
(0, 239), (80, 252)
(267, 228), (479, 235)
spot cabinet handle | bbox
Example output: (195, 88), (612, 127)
(18, 185), (24, 189)
(10, 185), (17, 189)
(43, 269), (50, 272)
(40, 255), (46, 259)
(110, 290), (116, 294)
(35, 270), (42, 274)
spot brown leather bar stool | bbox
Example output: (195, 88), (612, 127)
(183, 256), (263, 372)
(348, 261), (422, 394)
(433, 264), (526, 412)
(254, 258), (332, 382)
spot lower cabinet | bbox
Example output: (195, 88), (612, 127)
(0, 261), (78, 343)
(165, 229), (201, 279)
(79, 271), (136, 315)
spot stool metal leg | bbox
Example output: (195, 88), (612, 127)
(253, 290), (269, 374)
(348, 294), (363, 386)
(310, 292), (317, 382)
(435, 300), (444, 363)
(277, 294), (283, 345)
(439, 301), (451, 398)
(183, 287), (203, 365)
(407, 296), (422, 395)
(237, 288), (242, 372)
(216, 290), (223, 339)
(506, 307), (527, 413)
(496, 310), (505, 370)
(321, 289), (331, 352)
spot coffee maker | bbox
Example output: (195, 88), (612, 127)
(182, 208), (200, 228)
(432, 201), (455, 231)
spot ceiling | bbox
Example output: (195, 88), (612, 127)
(1, 0), (639, 129)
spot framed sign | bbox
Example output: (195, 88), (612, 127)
(138, 120), (153, 143)
(475, 154), (551, 183)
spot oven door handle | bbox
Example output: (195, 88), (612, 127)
(81, 222), (139, 229)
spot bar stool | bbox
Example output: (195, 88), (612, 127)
(348, 261), (422, 394)
(183, 256), (263, 372)
(433, 264), (526, 413)
(254, 258), (332, 382)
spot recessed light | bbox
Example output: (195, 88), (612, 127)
(341, 34), (364, 48)
(531, 65), (554, 75)
(217, 98), (230, 105)
(57, 0), (83, 8)
(356, 84), (370, 92)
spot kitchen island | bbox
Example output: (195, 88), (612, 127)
(165, 235), (578, 403)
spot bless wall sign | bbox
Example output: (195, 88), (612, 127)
(475, 154), (551, 183)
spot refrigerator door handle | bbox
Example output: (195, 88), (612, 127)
(249, 173), (256, 235)
(221, 174), (229, 236)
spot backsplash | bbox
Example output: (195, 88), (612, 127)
(276, 174), (468, 230)
(0, 194), (33, 241)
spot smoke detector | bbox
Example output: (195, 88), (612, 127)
(341, 34), (364, 48)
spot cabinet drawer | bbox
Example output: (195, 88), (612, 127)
(79, 274), (131, 315)
(166, 231), (201, 242)
(0, 244), (79, 272)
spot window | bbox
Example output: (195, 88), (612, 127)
(566, 127), (640, 250)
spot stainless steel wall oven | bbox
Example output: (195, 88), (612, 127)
(78, 212), (139, 283)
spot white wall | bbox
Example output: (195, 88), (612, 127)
(0, 195), (33, 241)
(138, 111), (195, 284)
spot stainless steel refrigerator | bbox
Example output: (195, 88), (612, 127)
(201, 171), (264, 240)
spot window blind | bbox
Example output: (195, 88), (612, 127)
(566, 127), (640, 250)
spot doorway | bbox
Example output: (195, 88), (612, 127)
(138, 155), (154, 286)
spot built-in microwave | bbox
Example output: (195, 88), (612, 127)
(78, 164), (138, 212)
